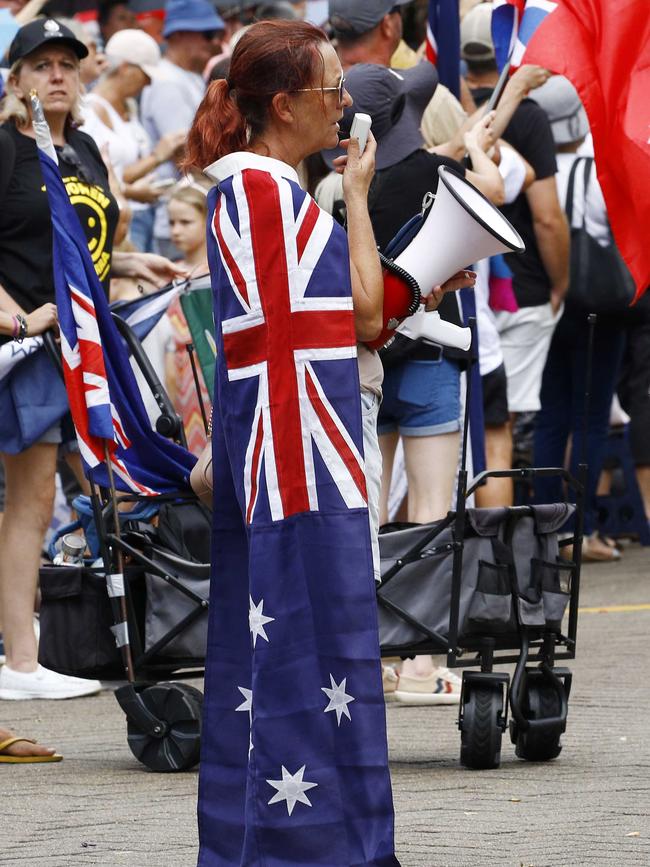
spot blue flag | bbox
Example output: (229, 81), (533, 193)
(198, 153), (398, 865)
(425, 0), (461, 98)
(35, 124), (195, 494)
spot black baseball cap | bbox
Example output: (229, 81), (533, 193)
(8, 18), (89, 67)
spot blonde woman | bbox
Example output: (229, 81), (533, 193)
(0, 18), (184, 701)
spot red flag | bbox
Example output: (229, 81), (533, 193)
(524, 0), (650, 301)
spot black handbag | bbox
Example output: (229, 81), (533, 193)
(564, 157), (635, 314)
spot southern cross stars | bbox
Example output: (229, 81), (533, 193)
(321, 674), (355, 725)
(249, 595), (274, 647)
(266, 765), (318, 816)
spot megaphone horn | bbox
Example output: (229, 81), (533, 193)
(366, 166), (525, 351)
(394, 165), (525, 295)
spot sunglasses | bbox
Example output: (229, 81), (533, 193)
(58, 144), (92, 184)
(291, 73), (346, 105)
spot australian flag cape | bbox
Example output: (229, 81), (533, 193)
(198, 152), (399, 867)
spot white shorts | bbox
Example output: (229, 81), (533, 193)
(361, 389), (382, 583)
(493, 303), (563, 413)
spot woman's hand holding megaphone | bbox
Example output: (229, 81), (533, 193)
(424, 270), (477, 311)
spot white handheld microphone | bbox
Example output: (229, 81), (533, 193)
(349, 113), (372, 154)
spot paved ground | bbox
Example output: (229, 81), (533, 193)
(2, 546), (649, 866)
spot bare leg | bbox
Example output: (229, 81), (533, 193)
(403, 432), (460, 524)
(476, 422), (514, 508)
(378, 431), (400, 526)
(0, 445), (57, 672)
(401, 431), (460, 679)
(63, 450), (91, 496)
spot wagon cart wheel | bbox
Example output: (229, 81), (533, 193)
(124, 682), (203, 772)
(459, 681), (505, 770)
(513, 677), (563, 762)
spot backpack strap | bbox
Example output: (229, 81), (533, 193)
(0, 128), (17, 208)
(564, 156), (585, 227)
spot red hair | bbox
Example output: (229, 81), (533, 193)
(183, 20), (328, 171)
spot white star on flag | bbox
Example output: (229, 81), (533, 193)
(321, 674), (355, 725)
(235, 686), (254, 755)
(235, 686), (252, 717)
(249, 596), (274, 647)
(266, 765), (318, 816)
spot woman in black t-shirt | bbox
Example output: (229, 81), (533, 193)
(0, 19), (186, 702)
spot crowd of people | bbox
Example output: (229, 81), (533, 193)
(0, 0), (647, 790)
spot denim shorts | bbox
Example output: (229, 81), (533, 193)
(377, 357), (461, 437)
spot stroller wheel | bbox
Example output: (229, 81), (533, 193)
(126, 682), (203, 772)
(459, 681), (504, 770)
(513, 677), (563, 762)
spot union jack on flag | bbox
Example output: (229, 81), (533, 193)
(210, 159), (367, 524)
(492, 0), (557, 72)
(34, 122), (195, 495)
(425, 0), (461, 98)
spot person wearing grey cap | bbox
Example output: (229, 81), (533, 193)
(140, 0), (225, 257)
(328, 0), (411, 68)
(532, 76), (628, 563)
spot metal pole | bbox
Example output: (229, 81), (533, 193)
(186, 342), (209, 435)
(102, 441), (135, 681)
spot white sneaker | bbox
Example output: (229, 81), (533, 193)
(0, 665), (102, 700)
(395, 666), (462, 706)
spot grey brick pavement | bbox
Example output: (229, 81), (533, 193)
(2, 547), (649, 867)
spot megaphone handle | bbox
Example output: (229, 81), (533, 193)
(459, 318), (477, 478)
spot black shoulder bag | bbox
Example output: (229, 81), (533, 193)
(564, 156), (635, 314)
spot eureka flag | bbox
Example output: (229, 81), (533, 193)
(524, 0), (650, 300)
(197, 152), (398, 865)
(35, 128), (195, 494)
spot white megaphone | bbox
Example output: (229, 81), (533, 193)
(368, 166), (525, 351)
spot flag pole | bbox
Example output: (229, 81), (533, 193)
(186, 342), (209, 435)
(485, 51), (514, 113)
(102, 440), (135, 682)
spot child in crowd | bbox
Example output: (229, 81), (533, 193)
(165, 182), (212, 455)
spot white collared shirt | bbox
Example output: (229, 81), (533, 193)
(203, 151), (301, 186)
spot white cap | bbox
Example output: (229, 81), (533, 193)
(104, 29), (167, 82)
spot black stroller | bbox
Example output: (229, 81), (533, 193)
(39, 283), (214, 773)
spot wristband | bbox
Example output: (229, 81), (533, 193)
(14, 313), (28, 343)
(11, 315), (20, 339)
